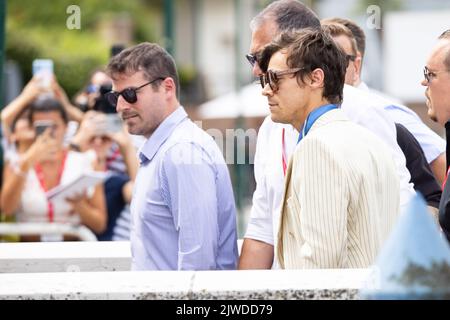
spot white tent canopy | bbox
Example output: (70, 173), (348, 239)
(197, 84), (269, 119)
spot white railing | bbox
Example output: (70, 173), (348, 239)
(0, 241), (131, 273)
(0, 269), (369, 300)
(0, 240), (244, 273)
(0, 223), (97, 242)
(0, 239), (369, 299)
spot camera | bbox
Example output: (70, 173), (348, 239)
(34, 120), (55, 137)
(92, 83), (116, 114)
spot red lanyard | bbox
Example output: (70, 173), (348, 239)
(106, 147), (121, 168)
(443, 166), (450, 190)
(35, 151), (68, 222)
(281, 128), (287, 176)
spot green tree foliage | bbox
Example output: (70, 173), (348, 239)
(6, 0), (159, 98)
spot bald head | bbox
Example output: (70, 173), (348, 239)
(422, 31), (450, 126)
(439, 29), (450, 71)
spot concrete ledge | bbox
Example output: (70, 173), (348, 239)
(0, 269), (370, 300)
(0, 241), (131, 273)
(0, 240), (243, 273)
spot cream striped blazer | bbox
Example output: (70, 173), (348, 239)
(277, 109), (400, 269)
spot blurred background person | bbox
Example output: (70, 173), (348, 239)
(69, 67), (139, 241)
(321, 17), (447, 185)
(1, 76), (84, 161)
(71, 110), (138, 241)
(1, 97), (107, 241)
(321, 21), (442, 215)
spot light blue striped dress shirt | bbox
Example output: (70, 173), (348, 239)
(130, 106), (238, 270)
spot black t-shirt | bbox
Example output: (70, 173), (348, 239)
(438, 122), (450, 243)
(439, 178), (450, 243)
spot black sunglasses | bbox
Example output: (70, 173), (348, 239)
(245, 53), (259, 67)
(259, 68), (304, 92)
(105, 77), (164, 107)
(346, 54), (356, 62)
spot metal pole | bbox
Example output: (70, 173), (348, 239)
(192, 0), (200, 69)
(164, 0), (175, 56)
(0, 0), (6, 202)
(0, 0), (6, 108)
(234, 0), (247, 237)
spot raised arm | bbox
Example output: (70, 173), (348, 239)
(51, 77), (84, 123)
(1, 78), (44, 134)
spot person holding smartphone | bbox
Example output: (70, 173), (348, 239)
(70, 111), (138, 241)
(1, 97), (107, 240)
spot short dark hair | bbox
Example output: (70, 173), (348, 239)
(28, 97), (68, 124)
(322, 17), (366, 58)
(439, 29), (450, 70)
(260, 29), (346, 105)
(251, 0), (320, 32)
(106, 42), (180, 99)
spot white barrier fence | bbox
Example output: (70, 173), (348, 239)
(0, 269), (369, 300)
(0, 240), (369, 300)
(0, 223), (97, 241)
(0, 240), (244, 273)
(0, 241), (131, 273)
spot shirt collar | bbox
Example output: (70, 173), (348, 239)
(357, 81), (370, 92)
(139, 106), (188, 164)
(308, 108), (347, 133)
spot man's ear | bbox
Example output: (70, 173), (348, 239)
(353, 52), (363, 85)
(162, 77), (177, 99)
(309, 68), (325, 89)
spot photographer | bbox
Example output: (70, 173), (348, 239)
(70, 69), (138, 241)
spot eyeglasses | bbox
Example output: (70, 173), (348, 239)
(105, 77), (164, 107)
(245, 53), (260, 67)
(346, 54), (356, 62)
(423, 66), (450, 84)
(259, 68), (304, 92)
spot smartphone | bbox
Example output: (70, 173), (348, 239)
(32, 59), (54, 88)
(34, 120), (55, 137)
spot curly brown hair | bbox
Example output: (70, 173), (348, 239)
(260, 29), (346, 105)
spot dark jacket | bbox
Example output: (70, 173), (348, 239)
(396, 123), (442, 208)
(438, 122), (450, 242)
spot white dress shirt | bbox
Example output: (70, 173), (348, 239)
(131, 107), (238, 271)
(358, 82), (445, 164)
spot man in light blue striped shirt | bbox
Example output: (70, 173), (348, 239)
(106, 43), (238, 270)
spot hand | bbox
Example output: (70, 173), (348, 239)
(108, 126), (133, 151)
(21, 77), (47, 103)
(66, 192), (89, 215)
(23, 129), (60, 166)
(51, 76), (71, 107)
(72, 111), (104, 147)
